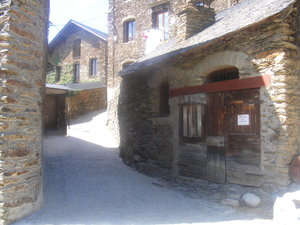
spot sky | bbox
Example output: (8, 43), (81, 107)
(48, 0), (109, 42)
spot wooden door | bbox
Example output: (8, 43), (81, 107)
(225, 89), (261, 186)
(207, 93), (226, 183)
(44, 95), (58, 129)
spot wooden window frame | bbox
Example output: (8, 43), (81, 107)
(55, 66), (62, 82)
(153, 9), (169, 41)
(73, 39), (81, 58)
(124, 20), (136, 43)
(89, 58), (97, 77)
(180, 104), (206, 143)
(73, 63), (80, 83)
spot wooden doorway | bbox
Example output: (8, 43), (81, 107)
(207, 89), (261, 186)
(44, 95), (58, 129)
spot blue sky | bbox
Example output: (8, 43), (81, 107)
(48, 0), (109, 42)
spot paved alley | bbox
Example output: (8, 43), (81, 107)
(12, 111), (273, 225)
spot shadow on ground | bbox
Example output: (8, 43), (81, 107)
(12, 134), (272, 225)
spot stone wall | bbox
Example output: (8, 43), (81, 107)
(119, 75), (174, 177)
(119, 3), (300, 189)
(48, 29), (107, 84)
(0, 0), (49, 224)
(66, 88), (107, 119)
(107, 0), (151, 140)
(211, 0), (242, 13)
(176, 6), (215, 41)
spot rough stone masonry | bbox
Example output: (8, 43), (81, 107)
(0, 0), (49, 224)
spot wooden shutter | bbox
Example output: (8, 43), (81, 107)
(181, 104), (205, 142)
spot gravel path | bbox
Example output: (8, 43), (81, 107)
(12, 110), (274, 225)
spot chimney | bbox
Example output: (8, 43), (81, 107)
(176, 0), (215, 41)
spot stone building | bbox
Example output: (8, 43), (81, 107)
(48, 20), (108, 85)
(1, 0), (300, 224)
(112, 0), (300, 190)
(47, 20), (107, 122)
(107, 0), (242, 138)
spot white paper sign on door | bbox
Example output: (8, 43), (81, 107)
(237, 114), (249, 126)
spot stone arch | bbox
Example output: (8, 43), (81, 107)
(121, 60), (135, 69)
(121, 16), (136, 24)
(194, 51), (257, 78)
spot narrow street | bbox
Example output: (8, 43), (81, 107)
(13, 111), (272, 225)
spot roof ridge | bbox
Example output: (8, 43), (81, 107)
(49, 19), (108, 49)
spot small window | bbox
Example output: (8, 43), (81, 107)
(154, 9), (169, 41)
(180, 104), (205, 143)
(90, 58), (97, 77)
(194, 1), (205, 7)
(159, 82), (170, 116)
(55, 66), (62, 82)
(73, 63), (80, 83)
(73, 39), (81, 58)
(124, 20), (136, 43)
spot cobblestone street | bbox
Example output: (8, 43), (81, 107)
(12, 111), (273, 225)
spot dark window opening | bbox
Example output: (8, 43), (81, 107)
(153, 9), (169, 41)
(73, 39), (81, 58)
(159, 82), (170, 116)
(180, 104), (205, 143)
(206, 67), (239, 83)
(73, 63), (80, 83)
(55, 66), (62, 82)
(194, 1), (205, 7)
(90, 58), (97, 77)
(124, 20), (136, 43)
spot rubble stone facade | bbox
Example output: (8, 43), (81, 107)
(66, 88), (107, 119)
(116, 0), (300, 190)
(0, 0), (49, 224)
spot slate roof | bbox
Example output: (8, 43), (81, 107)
(120, 0), (296, 76)
(66, 82), (106, 90)
(49, 20), (108, 50)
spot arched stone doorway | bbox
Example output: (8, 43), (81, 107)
(205, 66), (261, 186)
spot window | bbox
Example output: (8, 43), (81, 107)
(90, 58), (97, 76)
(194, 1), (205, 7)
(73, 39), (81, 58)
(124, 20), (136, 42)
(55, 66), (62, 82)
(180, 104), (205, 143)
(154, 10), (169, 41)
(159, 82), (170, 116)
(73, 63), (80, 83)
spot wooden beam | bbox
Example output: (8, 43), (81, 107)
(170, 75), (271, 97)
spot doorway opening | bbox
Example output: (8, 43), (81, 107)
(204, 66), (261, 186)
